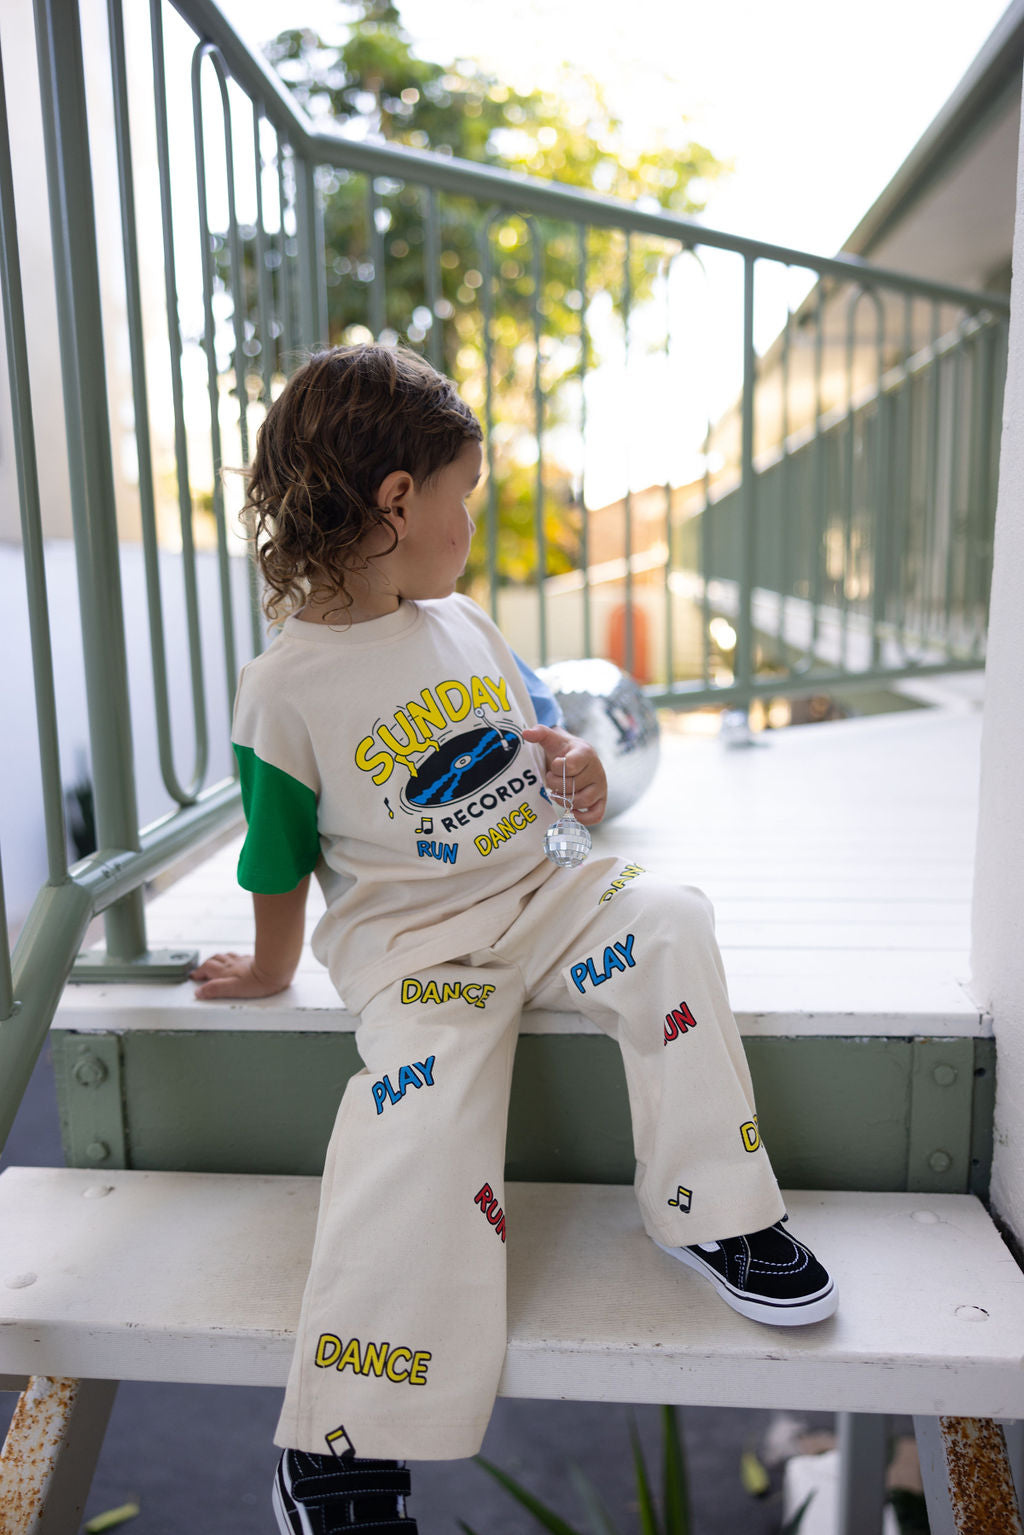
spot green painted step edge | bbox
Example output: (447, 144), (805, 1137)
(50, 1030), (995, 1197)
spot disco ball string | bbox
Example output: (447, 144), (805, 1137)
(543, 756), (592, 868)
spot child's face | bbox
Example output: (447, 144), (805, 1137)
(395, 439), (483, 600)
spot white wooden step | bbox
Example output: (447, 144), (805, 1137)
(1, 1170), (1022, 1417)
(55, 705), (989, 1036)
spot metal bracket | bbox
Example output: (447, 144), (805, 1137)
(907, 1038), (975, 1191)
(55, 1036), (127, 1170)
(70, 947), (198, 983)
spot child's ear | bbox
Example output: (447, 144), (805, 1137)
(375, 469), (414, 539)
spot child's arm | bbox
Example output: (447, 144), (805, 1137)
(522, 724), (608, 825)
(190, 876), (310, 1000)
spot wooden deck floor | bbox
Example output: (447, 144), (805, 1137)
(59, 674), (988, 1038)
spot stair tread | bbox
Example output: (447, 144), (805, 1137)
(1, 1169), (1020, 1414)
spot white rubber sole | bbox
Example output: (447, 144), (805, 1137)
(272, 1460), (313, 1535)
(655, 1241), (839, 1326)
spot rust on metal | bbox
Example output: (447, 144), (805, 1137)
(939, 1416), (1024, 1535)
(0, 1375), (79, 1535)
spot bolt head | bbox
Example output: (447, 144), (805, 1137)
(73, 1055), (108, 1088)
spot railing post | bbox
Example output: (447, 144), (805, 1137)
(33, 0), (193, 982)
(294, 152), (324, 350)
(729, 251), (758, 740)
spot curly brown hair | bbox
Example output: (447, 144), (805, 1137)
(243, 344), (482, 625)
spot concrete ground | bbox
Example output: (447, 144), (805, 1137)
(1, 1045), (843, 1535)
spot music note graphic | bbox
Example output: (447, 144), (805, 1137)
(384, 798), (395, 820)
(415, 816), (434, 835)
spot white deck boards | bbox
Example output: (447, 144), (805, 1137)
(1, 1168), (1021, 1417)
(57, 679), (988, 1037)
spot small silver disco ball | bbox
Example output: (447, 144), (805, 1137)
(543, 814), (593, 867)
(537, 658), (660, 820)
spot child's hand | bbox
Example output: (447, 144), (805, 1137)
(522, 724), (608, 825)
(190, 952), (294, 1001)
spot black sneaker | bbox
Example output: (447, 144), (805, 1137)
(272, 1449), (417, 1534)
(655, 1219), (838, 1325)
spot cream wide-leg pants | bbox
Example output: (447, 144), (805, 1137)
(275, 856), (786, 1461)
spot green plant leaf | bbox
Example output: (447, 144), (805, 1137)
(83, 1507), (139, 1534)
(474, 1454), (583, 1535)
(779, 1490), (816, 1535)
(629, 1418), (661, 1535)
(568, 1462), (619, 1535)
(660, 1406), (690, 1534)
(740, 1447), (771, 1498)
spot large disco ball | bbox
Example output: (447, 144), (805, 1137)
(536, 658), (660, 820)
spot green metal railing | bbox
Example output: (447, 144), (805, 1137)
(0, 0), (1008, 1149)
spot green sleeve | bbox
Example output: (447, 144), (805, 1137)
(234, 742), (321, 893)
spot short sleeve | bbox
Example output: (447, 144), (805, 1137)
(231, 660), (321, 894)
(233, 743), (321, 893)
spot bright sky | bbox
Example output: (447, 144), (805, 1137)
(215, 0), (1015, 503)
(220, 0), (1013, 259)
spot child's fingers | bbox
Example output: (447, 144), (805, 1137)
(190, 952), (242, 980)
(194, 978), (237, 1001)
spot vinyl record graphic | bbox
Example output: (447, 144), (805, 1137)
(406, 725), (520, 808)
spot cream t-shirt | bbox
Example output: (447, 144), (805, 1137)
(231, 593), (560, 1011)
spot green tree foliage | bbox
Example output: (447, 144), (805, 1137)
(263, 0), (727, 585)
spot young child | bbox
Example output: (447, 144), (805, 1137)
(191, 343), (837, 1535)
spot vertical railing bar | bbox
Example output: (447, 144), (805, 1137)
(252, 107), (275, 408)
(191, 40), (239, 722)
(578, 223), (591, 660)
(250, 102), (275, 653)
(150, 0), (213, 761)
(622, 231), (634, 676)
(204, 52), (251, 471)
(367, 176), (386, 339)
(737, 251), (757, 700)
(867, 287), (887, 672)
(112, 0), (206, 805)
(842, 287), (860, 672)
(898, 294), (916, 658)
(701, 416), (712, 689)
(945, 323), (966, 653)
(35, 0), (146, 963)
(531, 219), (546, 665)
(313, 166), (328, 345)
(922, 300), (942, 646)
(810, 280), (826, 667)
(293, 150), (320, 349)
(277, 144), (296, 367)
(778, 270), (793, 674)
(424, 187), (442, 371)
(480, 211), (498, 623)
(0, 27), (67, 902)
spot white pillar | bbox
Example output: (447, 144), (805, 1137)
(970, 83), (1024, 1249)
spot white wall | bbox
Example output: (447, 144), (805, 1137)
(970, 83), (1024, 1248)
